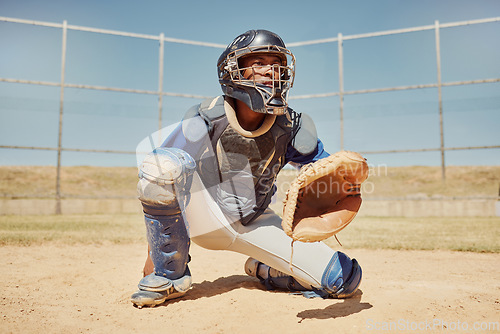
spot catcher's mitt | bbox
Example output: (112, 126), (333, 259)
(282, 151), (368, 243)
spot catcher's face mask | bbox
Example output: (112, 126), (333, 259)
(217, 30), (296, 115)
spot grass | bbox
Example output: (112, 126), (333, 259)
(361, 165), (500, 199)
(273, 165), (500, 199)
(0, 214), (498, 252)
(324, 216), (500, 253)
(0, 213), (145, 246)
(1, 165), (499, 252)
(1, 165), (499, 199)
(0, 166), (138, 198)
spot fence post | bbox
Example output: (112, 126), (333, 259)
(337, 33), (344, 150)
(55, 20), (68, 214)
(158, 33), (164, 134)
(435, 20), (446, 181)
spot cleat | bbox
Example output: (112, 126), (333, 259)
(131, 288), (187, 308)
(131, 290), (168, 308)
(131, 273), (191, 308)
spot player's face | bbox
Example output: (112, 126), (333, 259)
(239, 54), (283, 87)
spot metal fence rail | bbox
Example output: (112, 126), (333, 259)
(1, 16), (499, 213)
(289, 17), (500, 181)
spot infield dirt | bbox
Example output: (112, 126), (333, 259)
(1, 243), (499, 333)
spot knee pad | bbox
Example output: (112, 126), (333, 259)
(137, 147), (196, 209)
(321, 251), (362, 298)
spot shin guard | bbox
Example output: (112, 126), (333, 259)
(131, 213), (191, 308)
(244, 258), (312, 292)
(144, 212), (190, 279)
(320, 251), (362, 298)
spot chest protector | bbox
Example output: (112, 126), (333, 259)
(184, 96), (306, 225)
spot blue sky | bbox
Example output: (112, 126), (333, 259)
(0, 0), (499, 167)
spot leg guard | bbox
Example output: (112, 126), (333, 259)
(144, 212), (190, 279)
(320, 251), (362, 298)
(132, 147), (195, 308)
(131, 213), (192, 308)
(245, 251), (361, 299)
(245, 258), (312, 292)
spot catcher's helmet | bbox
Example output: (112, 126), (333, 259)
(217, 29), (295, 115)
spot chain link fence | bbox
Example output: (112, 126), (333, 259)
(0, 16), (499, 214)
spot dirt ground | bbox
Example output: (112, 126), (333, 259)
(1, 243), (499, 333)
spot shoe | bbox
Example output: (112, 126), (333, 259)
(131, 286), (186, 308)
(130, 272), (191, 308)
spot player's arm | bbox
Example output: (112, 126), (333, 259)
(284, 111), (329, 167)
(160, 104), (210, 160)
(285, 138), (329, 167)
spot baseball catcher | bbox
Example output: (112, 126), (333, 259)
(131, 29), (367, 307)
